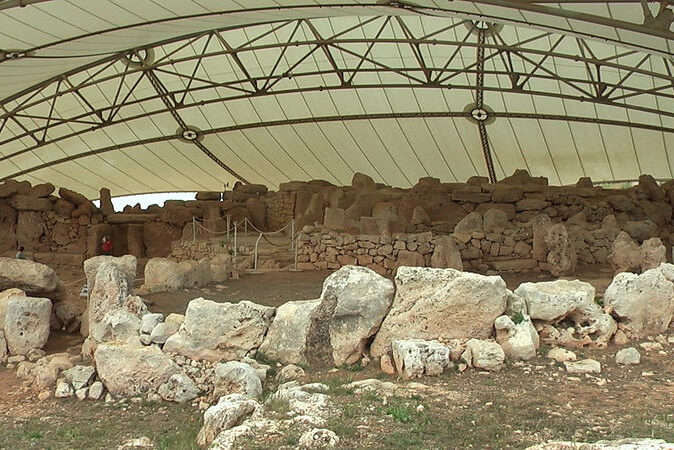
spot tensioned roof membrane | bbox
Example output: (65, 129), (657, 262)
(0, 0), (672, 198)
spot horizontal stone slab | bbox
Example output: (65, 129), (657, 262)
(106, 213), (157, 224)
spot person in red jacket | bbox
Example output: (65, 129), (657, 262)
(101, 236), (113, 255)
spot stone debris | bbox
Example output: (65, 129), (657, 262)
(276, 364), (305, 383)
(526, 438), (673, 449)
(640, 342), (664, 352)
(494, 315), (539, 361)
(266, 382), (333, 419)
(213, 361), (263, 400)
(615, 348), (641, 365)
(54, 379), (74, 398)
(547, 347), (577, 363)
(462, 339), (505, 371)
(516, 280), (616, 347)
(391, 339), (451, 379)
(564, 359), (601, 374)
(298, 428), (340, 448)
(117, 436), (155, 450)
(62, 365), (96, 390)
(88, 381), (105, 400)
(197, 394), (262, 448)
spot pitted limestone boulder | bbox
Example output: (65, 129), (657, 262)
(604, 264), (674, 337)
(258, 299), (320, 365)
(371, 267), (507, 358)
(306, 266), (394, 367)
(163, 298), (275, 362)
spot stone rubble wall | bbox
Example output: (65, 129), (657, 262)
(170, 240), (229, 262)
(1, 170), (672, 271)
(297, 229), (538, 275)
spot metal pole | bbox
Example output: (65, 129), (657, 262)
(227, 215), (231, 242)
(294, 232), (298, 271)
(290, 218), (295, 250)
(192, 217), (196, 242)
(254, 233), (263, 271)
(244, 218), (247, 235)
(234, 222), (238, 258)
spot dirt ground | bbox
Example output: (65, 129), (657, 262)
(1, 266), (671, 449)
(0, 343), (672, 449)
(143, 271), (332, 315)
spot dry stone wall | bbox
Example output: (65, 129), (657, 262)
(1, 170), (673, 275)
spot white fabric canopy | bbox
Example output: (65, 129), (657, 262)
(0, 1), (672, 198)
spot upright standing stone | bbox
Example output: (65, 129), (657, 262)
(4, 296), (51, 355)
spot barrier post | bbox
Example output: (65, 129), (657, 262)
(226, 215), (231, 242)
(234, 222), (238, 258)
(290, 218), (295, 250)
(254, 233), (263, 271)
(192, 217), (196, 242)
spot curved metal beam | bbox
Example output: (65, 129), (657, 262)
(2, 79), (673, 166)
(3, 110), (673, 182)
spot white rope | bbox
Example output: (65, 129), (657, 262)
(244, 217), (292, 235)
(193, 218), (244, 236)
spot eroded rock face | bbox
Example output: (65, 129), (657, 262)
(391, 339), (451, 379)
(640, 238), (666, 272)
(3, 296), (51, 355)
(430, 236), (463, 270)
(157, 373), (200, 403)
(608, 231), (641, 274)
(197, 394), (261, 448)
(371, 267), (507, 358)
(604, 265), (674, 337)
(88, 263), (131, 330)
(142, 258), (186, 293)
(545, 224), (576, 276)
(494, 315), (539, 361)
(213, 361), (263, 400)
(515, 280), (616, 347)
(163, 298), (275, 361)
(515, 280), (595, 322)
(83, 255), (136, 296)
(462, 339), (505, 371)
(454, 212), (483, 233)
(94, 343), (181, 396)
(258, 299), (320, 366)
(306, 266), (394, 367)
(0, 258), (59, 294)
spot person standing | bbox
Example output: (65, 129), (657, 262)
(101, 236), (113, 255)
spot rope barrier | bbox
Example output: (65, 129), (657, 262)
(189, 215), (299, 271)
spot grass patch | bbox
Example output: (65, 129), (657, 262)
(266, 397), (291, 416)
(511, 310), (526, 324)
(323, 374), (355, 396)
(342, 361), (365, 372)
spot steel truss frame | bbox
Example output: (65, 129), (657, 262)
(0, 15), (672, 183)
